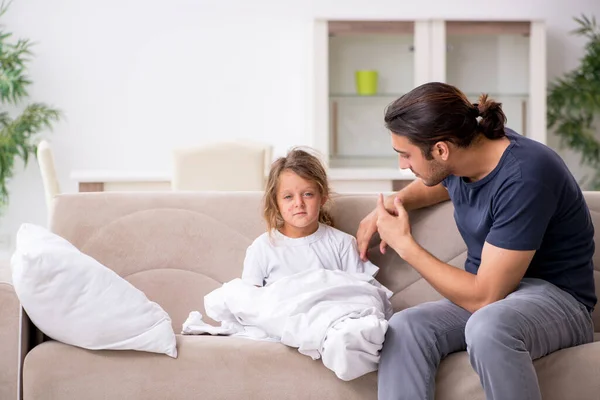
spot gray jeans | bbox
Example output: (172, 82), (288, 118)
(378, 278), (594, 400)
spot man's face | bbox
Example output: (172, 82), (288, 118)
(391, 134), (450, 187)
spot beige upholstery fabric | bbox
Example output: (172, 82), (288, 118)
(435, 341), (600, 400)
(171, 142), (272, 191)
(585, 192), (600, 330)
(24, 335), (377, 400)
(13, 191), (600, 399)
(0, 269), (20, 400)
(36, 140), (60, 224)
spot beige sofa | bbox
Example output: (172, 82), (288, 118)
(2, 191), (600, 400)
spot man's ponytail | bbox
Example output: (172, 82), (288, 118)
(476, 94), (507, 140)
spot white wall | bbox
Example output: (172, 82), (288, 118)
(1, 0), (599, 257)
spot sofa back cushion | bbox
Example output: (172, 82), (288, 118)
(583, 192), (600, 330)
(329, 195), (467, 311)
(51, 191), (600, 332)
(52, 192), (265, 332)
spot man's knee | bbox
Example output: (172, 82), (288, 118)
(465, 303), (523, 352)
(388, 306), (438, 344)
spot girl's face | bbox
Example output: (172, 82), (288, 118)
(276, 170), (326, 238)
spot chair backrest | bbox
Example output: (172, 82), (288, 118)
(171, 141), (272, 191)
(36, 140), (60, 222)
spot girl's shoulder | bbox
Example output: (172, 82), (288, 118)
(248, 231), (273, 249)
(256, 230), (272, 240)
(320, 224), (356, 244)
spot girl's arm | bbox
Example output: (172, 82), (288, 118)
(241, 243), (266, 287)
(340, 236), (380, 277)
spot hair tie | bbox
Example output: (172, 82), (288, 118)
(471, 104), (480, 118)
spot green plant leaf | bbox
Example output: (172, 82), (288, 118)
(548, 14), (600, 189)
(0, 0), (61, 210)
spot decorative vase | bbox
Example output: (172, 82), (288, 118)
(355, 70), (378, 95)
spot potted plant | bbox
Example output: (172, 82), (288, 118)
(0, 0), (60, 210)
(547, 15), (600, 189)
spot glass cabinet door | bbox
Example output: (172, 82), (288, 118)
(314, 19), (545, 168)
(442, 21), (535, 138)
(327, 21), (417, 168)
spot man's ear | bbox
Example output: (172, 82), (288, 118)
(434, 141), (450, 161)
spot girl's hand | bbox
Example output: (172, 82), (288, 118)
(357, 195), (401, 260)
(356, 208), (384, 261)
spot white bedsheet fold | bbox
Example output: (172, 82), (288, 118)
(182, 269), (393, 380)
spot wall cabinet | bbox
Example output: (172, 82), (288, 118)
(312, 19), (546, 174)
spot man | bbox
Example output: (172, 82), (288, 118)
(356, 82), (595, 400)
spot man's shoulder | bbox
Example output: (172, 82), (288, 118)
(505, 130), (567, 180)
(475, 131), (567, 198)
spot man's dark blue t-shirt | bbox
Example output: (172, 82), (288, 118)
(442, 128), (596, 311)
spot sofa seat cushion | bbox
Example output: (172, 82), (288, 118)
(23, 335), (600, 400)
(436, 341), (600, 400)
(23, 335), (377, 400)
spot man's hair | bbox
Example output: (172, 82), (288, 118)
(263, 147), (333, 232)
(384, 82), (507, 159)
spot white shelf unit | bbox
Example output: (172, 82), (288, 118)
(312, 19), (547, 171)
(323, 21), (423, 170)
(431, 20), (547, 144)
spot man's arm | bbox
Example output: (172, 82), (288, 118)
(384, 179), (450, 211)
(358, 179), (450, 260)
(396, 238), (534, 313)
(376, 174), (554, 313)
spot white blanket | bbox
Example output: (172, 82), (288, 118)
(182, 269), (393, 381)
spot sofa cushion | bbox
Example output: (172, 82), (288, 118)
(436, 340), (600, 400)
(583, 192), (600, 330)
(23, 335), (600, 400)
(52, 193), (262, 332)
(0, 276), (19, 400)
(23, 335), (377, 400)
(11, 224), (177, 357)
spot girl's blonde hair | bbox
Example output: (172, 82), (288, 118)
(263, 147), (334, 232)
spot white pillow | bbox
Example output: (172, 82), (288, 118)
(10, 223), (177, 358)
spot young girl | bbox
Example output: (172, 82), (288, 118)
(242, 147), (380, 287)
(198, 148), (391, 381)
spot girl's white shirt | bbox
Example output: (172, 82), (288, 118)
(242, 223), (380, 287)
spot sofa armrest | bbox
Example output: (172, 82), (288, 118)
(0, 266), (41, 400)
(0, 269), (20, 400)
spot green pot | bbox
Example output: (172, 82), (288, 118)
(355, 70), (378, 95)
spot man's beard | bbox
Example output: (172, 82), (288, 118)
(419, 160), (449, 187)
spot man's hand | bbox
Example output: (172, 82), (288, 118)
(375, 193), (412, 256)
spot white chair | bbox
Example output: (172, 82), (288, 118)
(36, 140), (60, 223)
(171, 141), (272, 191)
